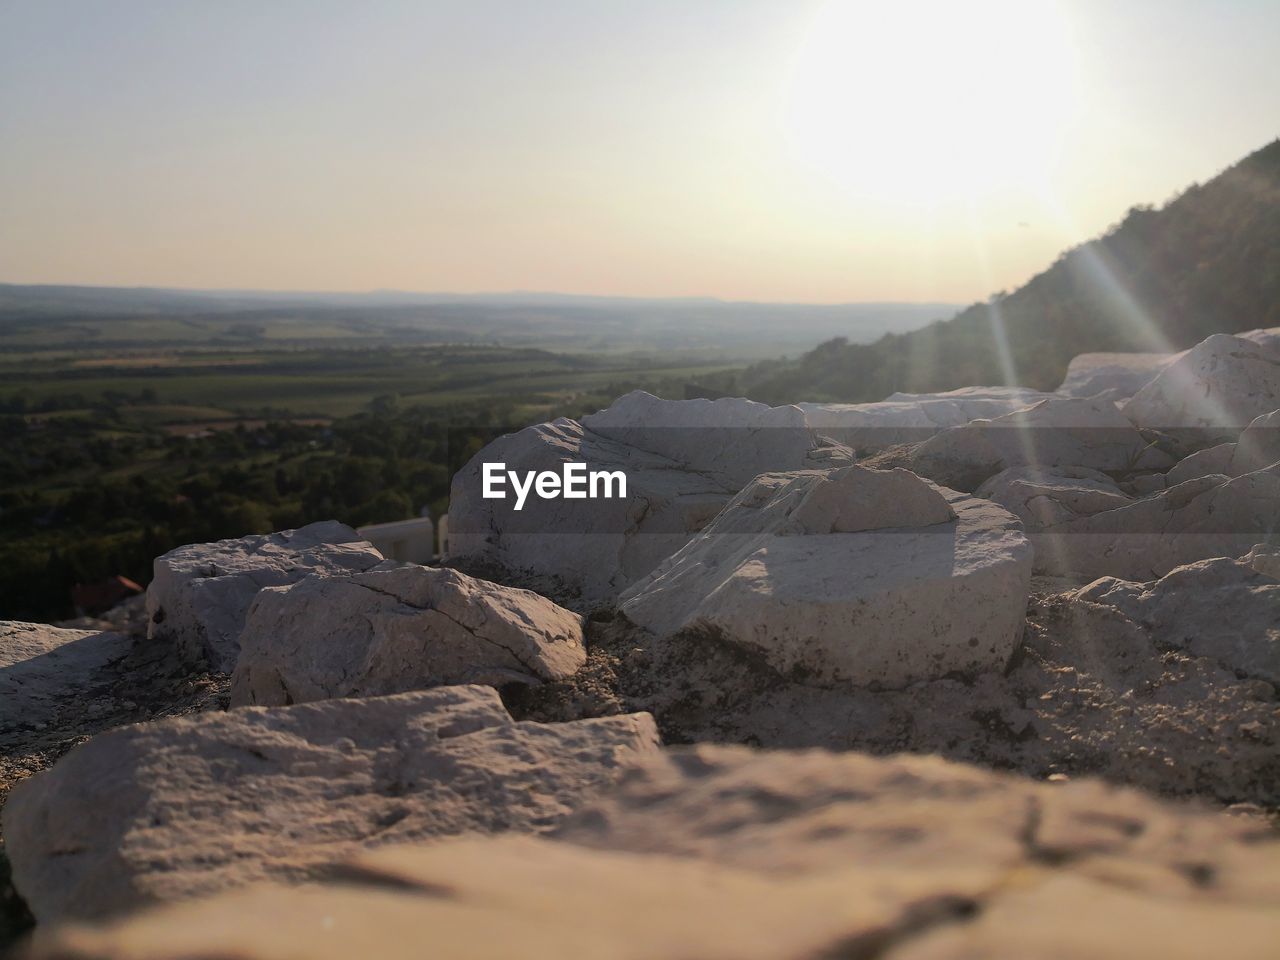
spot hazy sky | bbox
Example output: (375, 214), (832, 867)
(1, 0), (1276, 303)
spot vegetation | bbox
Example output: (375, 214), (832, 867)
(731, 139), (1280, 404)
(0, 345), (728, 621)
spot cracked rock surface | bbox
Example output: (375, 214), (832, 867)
(1, 685), (659, 925)
(28, 747), (1280, 960)
(147, 521), (385, 673)
(230, 564), (587, 706)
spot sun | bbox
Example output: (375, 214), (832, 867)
(784, 0), (1079, 205)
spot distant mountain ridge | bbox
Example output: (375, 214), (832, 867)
(737, 138), (1280, 404)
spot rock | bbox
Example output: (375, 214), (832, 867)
(147, 522), (384, 672)
(1075, 551), (1280, 684)
(1055, 351), (1176, 399)
(1165, 441), (1236, 485)
(799, 385), (1056, 452)
(974, 466), (1132, 531)
(230, 564), (586, 707)
(1033, 460), (1280, 580)
(910, 396), (1168, 491)
(447, 393), (850, 605)
(1, 685), (658, 924)
(1246, 542), (1280, 580)
(618, 465), (1032, 688)
(0, 622), (131, 748)
(1228, 408), (1280, 475)
(1237, 325), (1280, 353)
(520, 577), (1279, 806)
(1123, 334), (1280, 442)
(1123, 472), (1166, 496)
(34, 747), (1280, 960)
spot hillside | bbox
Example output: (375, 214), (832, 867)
(737, 138), (1280, 404)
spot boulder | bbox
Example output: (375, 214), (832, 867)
(230, 565), (586, 707)
(34, 747), (1280, 960)
(799, 385), (1056, 452)
(447, 392), (850, 605)
(1075, 550), (1280, 684)
(1122, 334), (1280, 441)
(910, 396), (1168, 491)
(147, 521), (384, 672)
(974, 465), (1131, 531)
(1055, 351), (1175, 399)
(1, 685), (659, 924)
(1033, 461), (1280, 580)
(1228, 408), (1280, 475)
(0, 622), (132, 749)
(1165, 441), (1235, 485)
(618, 465), (1032, 688)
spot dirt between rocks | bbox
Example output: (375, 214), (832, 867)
(504, 589), (1280, 814)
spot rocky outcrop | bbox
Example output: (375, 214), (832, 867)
(974, 466), (1132, 531)
(1076, 549), (1280, 684)
(230, 565), (586, 706)
(1123, 334), (1280, 441)
(618, 466), (1032, 688)
(447, 392), (850, 605)
(2, 685), (659, 924)
(1055, 351), (1175, 399)
(0, 623), (132, 750)
(1032, 460), (1280, 580)
(29, 747), (1280, 960)
(146, 522), (384, 672)
(909, 396), (1169, 491)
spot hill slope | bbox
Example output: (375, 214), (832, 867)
(738, 139), (1280, 404)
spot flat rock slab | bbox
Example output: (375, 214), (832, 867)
(230, 564), (586, 706)
(619, 466), (1032, 688)
(2, 685), (659, 924)
(0, 622), (132, 752)
(1055, 351), (1175, 399)
(31, 748), (1280, 960)
(799, 386), (1056, 452)
(147, 521), (384, 672)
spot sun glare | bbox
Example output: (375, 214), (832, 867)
(785, 0), (1079, 205)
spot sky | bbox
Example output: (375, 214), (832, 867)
(1, 0), (1276, 304)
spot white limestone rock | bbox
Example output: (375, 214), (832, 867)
(619, 465), (1032, 688)
(1165, 441), (1236, 486)
(974, 466), (1132, 531)
(1033, 460), (1280, 580)
(447, 392), (850, 604)
(0, 622), (132, 746)
(799, 386), (1056, 452)
(1055, 351), (1176, 399)
(32, 747), (1280, 960)
(2, 685), (659, 924)
(1076, 551), (1280, 685)
(1228, 408), (1280, 475)
(230, 564), (586, 706)
(909, 396), (1169, 491)
(147, 521), (384, 672)
(1123, 334), (1280, 440)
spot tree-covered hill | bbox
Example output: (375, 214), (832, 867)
(738, 138), (1280, 404)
